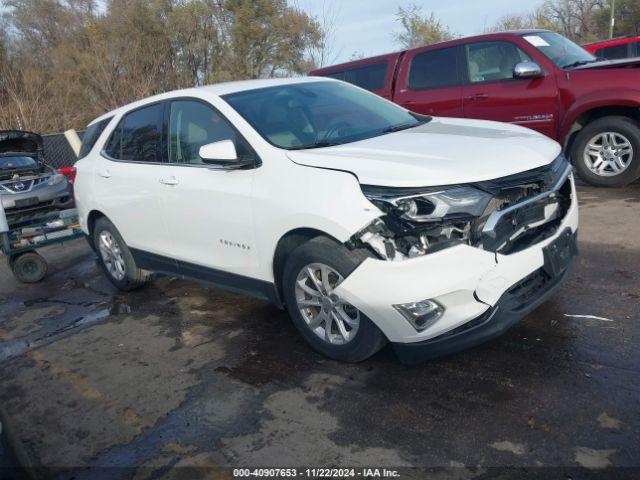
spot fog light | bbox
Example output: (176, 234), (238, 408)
(393, 299), (444, 331)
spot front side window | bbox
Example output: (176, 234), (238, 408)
(80, 117), (112, 159)
(408, 47), (459, 90)
(222, 81), (424, 150)
(466, 41), (532, 83)
(343, 62), (388, 91)
(105, 103), (163, 162)
(167, 100), (252, 164)
(522, 32), (596, 68)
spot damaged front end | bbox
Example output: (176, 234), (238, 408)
(347, 155), (574, 260)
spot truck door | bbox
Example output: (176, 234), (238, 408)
(394, 45), (464, 117)
(461, 40), (559, 139)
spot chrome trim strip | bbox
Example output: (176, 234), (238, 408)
(482, 163), (573, 239)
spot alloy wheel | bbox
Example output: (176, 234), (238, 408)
(98, 230), (126, 281)
(583, 131), (634, 177)
(294, 263), (360, 345)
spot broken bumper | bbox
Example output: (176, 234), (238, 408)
(333, 183), (578, 358)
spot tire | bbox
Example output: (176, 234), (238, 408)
(11, 251), (48, 283)
(281, 236), (387, 362)
(93, 217), (150, 291)
(571, 116), (640, 187)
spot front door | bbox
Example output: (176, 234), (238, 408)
(461, 40), (559, 138)
(159, 99), (259, 279)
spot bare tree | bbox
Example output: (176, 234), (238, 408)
(543, 0), (605, 41)
(302, 0), (342, 70)
(393, 4), (455, 49)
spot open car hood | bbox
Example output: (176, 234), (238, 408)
(0, 130), (43, 157)
(286, 117), (561, 187)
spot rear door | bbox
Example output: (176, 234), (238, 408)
(461, 40), (559, 138)
(94, 102), (177, 273)
(394, 45), (464, 117)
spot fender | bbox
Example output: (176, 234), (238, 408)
(559, 88), (640, 144)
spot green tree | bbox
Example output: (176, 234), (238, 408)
(393, 4), (455, 49)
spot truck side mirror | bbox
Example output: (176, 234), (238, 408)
(513, 61), (544, 79)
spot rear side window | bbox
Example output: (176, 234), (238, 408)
(600, 43), (630, 59)
(409, 47), (459, 90)
(633, 41), (640, 57)
(79, 117), (111, 159)
(105, 103), (164, 162)
(343, 62), (388, 91)
(322, 71), (345, 81)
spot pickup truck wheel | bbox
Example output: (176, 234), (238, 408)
(93, 217), (150, 291)
(571, 116), (640, 187)
(282, 236), (387, 362)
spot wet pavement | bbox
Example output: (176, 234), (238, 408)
(0, 183), (638, 479)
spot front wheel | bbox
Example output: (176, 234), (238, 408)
(571, 116), (640, 187)
(282, 237), (387, 362)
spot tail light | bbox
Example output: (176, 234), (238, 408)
(58, 166), (77, 184)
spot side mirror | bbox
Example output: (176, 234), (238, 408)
(513, 61), (544, 79)
(199, 140), (238, 163)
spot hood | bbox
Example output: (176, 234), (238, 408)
(571, 57), (640, 70)
(0, 130), (43, 158)
(286, 117), (561, 187)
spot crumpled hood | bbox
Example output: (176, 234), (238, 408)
(286, 117), (561, 187)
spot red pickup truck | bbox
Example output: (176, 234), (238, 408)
(311, 30), (640, 187)
(583, 35), (640, 60)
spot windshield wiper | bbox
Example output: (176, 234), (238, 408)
(287, 140), (342, 150)
(382, 120), (424, 134)
(562, 59), (599, 69)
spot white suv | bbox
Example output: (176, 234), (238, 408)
(74, 78), (578, 363)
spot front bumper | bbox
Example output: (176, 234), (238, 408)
(333, 175), (579, 356)
(392, 240), (574, 364)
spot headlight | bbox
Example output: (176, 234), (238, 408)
(47, 174), (65, 186)
(363, 185), (492, 223)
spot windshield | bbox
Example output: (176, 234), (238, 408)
(222, 81), (424, 150)
(0, 155), (37, 172)
(522, 32), (597, 68)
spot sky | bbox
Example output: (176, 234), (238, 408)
(295, 0), (544, 63)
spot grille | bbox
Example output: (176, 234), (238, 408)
(0, 175), (51, 194)
(1, 179), (34, 193)
(474, 156), (573, 254)
(506, 268), (553, 311)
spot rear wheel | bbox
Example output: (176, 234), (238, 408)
(93, 217), (150, 291)
(282, 236), (386, 362)
(571, 116), (640, 187)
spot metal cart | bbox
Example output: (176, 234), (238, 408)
(1, 202), (84, 283)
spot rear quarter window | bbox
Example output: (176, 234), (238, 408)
(79, 117), (112, 159)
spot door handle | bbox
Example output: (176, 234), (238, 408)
(159, 176), (179, 186)
(99, 170), (111, 178)
(465, 93), (489, 101)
